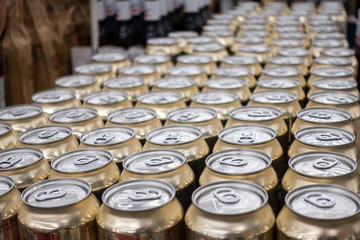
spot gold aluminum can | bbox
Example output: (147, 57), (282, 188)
(289, 126), (359, 161)
(308, 79), (359, 98)
(203, 78), (250, 104)
(277, 184), (360, 239)
(184, 36), (216, 54)
(50, 149), (119, 200)
(103, 76), (148, 103)
(79, 126), (142, 168)
(18, 125), (78, 162)
(314, 32), (348, 47)
(92, 52), (130, 77)
(117, 65), (160, 87)
(49, 107), (104, 139)
(320, 47), (358, 69)
(212, 66), (256, 89)
(168, 31), (199, 50)
(32, 89), (81, 115)
(134, 54), (173, 75)
(75, 63), (113, 85)
(83, 90), (132, 120)
(0, 175), (22, 240)
(152, 77), (198, 102)
(18, 178), (99, 240)
(276, 48), (312, 67)
(146, 37), (181, 56)
(220, 56), (262, 76)
(202, 30), (234, 48)
(311, 57), (355, 76)
(0, 104), (47, 133)
(310, 39), (345, 57)
(192, 43), (229, 62)
(0, 123), (19, 150)
(106, 108), (161, 142)
(136, 91), (186, 121)
(231, 36), (267, 53)
(176, 54), (216, 75)
(271, 39), (306, 56)
(276, 32), (310, 47)
(260, 67), (306, 89)
(185, 181), (275, 240)
(234, 44), (271, 64)
(165, 66), (207, 88)
(143, 125), (210, 180)
(55, 75), (100, 100)
(97, 179), (184, 240)
(0, 148), (50, 191)
(190, 90), (241, 121)
(240, 30), (272, 44)
(226, 106), (288, 153)
(266, 56), (308, 76)
(213, 124), (285, 178)
(120, 149), (195, 209)
(199, 149), (279, 212)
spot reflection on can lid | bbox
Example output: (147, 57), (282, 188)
(168, 31), (198, 38)
(234, 37), (265, 45)
(55, 75), (96, 88)
(262, 67), (302, 77)
(147, 37), (178, 46)
(166, 66), (205, 76)
(80, 126), (135, 146)
(311, 67), (353, 77)
(108, 108), (156, 124)
(272, 40), (303, 47)
(0, 148), (43, 171)
(0, 175), (14, 196)
(167, 107), (217, 123)
(154, 77), (195, 89)
(92, 52), (128, 62)
(240, 25), (267, 31)
(203, 30), (233, 37)
(32, 89), (76, 104)
(312, 40), (344, 48)
(119, 65), (157, 75)
(278, 32), (307, 39)
(230, 106), (282, 121)
(134, 54), (171, 64)
(298, 107), (351, 123)
(257, 78), (301, 89)
(203, 25), (230, 32)
(19, 125), (72, 145)
(312, 79), (357, 90)
(84, 90), (128, 105)
(214, 66), (252, 77)
(222, 56), (259, 65)
(193, 43), (225, 52)
(268, 57), (304, 65)
(192, 91), (239, 105)
(104, 76), (144, 89)
(315, 32), (346, 40)
(321, 48), (355, 57)
(75, 64), (112, 74)
(205, 78), (247, 90)
(207, 19), (233, 25)
(137, 91), (183, 104)
(0, 104), (42, 120)
(274, 26), (303, 33)
(309, 92), (358, 105)
(177, 55), (213, 64)
(309, 26), (338, 33)
(314, 57), (352, 66)
(250, 90), (298, 103)
(187, 36), (215, 45)
(49, 107), (97, 123)
(242, 31), (271, 38)
(146, 125), (201, 145)
(277, 48), (310, 57)
(236, 45), (270, 53)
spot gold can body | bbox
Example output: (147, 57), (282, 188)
(75, 63), (113, 85)
(55, 75), (101, 100)
(0, 123), (19, 150)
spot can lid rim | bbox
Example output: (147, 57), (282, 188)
(0, 148), (44, 171)
(0, 104), (43, 121)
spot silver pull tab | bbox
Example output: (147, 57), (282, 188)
(73, 154), (99, 165)
(326, 96), (350, 104)
(0, 155), (22, 169)
(316, 133), (343, 141)
(66, 111), (86, 119)
(100, 96), (119, 104)
(201, 94), (221, 102)
(313, 157), (339, 169)
(154, 96), (169, 104)
(213, 188), (241, 204)
(237, 131), (256, 143)
(145, 156), (175, 166)
(34, 189), (67, 201)
(247, 111), (272, 118)
(38, 130), (58, 139)
(94, 133), (116, 144)
(10, 109), (27, 116)
(124, 112), (146, 120)
(266, 94), (289, 102)
(163, 133), (181, 144)
(129, 189), (162, 201)
(219, 156), (248, 167)
(177, 112), (199, 121)
(304, 192), (336, 209)
(308, 112), (332, 120)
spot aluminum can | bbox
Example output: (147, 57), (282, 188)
(79, 126), (142, 169)
(117, 65), (160, 87)
(185, 181), (275, 240)
(266, 56), (308, 75)
(120, 149), (195, 209)
(308, 79), (359, 98)
(310, 39), (345, 57)
(92, 52), (130, 76)
(202, 30), (234, 48)
(143, 125), (209, 180)
(18, 178), (100, 240)
(168, 31), (198, 50)
(276, 32), (309, 47)
(0, 175), (22, 240)
(276, 48), (312, 67)
(259, 67), (306, 90)
(311, 57), (354, 75)
(308, 67), (354, 87)
(32, 89), (81, 115)
(136, 91), (186, 121)
(50, 149), (119, 200)
(75, 63), (113, 85)
(103, 76), (148, 104)
(165, 66), (207, 88)
(320, 47), (358, 69)
(152, 77), (199, 102)
(55, 75), (100, 100)
(0, 123), (18, 150)
(234, 44), (271, 64)
(49, 107), (104, 138)
(83, 90), (131, 120)
(176, 55), (216, 75)
(0, 104), (47, 133)
(226, 106), (288, 153)
(192, 43), (229, 62)
(199, 149), (279, 212)
(212, 66), (256, 89)
(134, 54), (173, 75)
(220, 56), (262, 76)
(190, 90), (241, 121)
(213, 124), (285, 178)
(0, 148), (50, 191)
(184, 36), (216, 54)
(18, 125), (78, 162)
(146, 37), (181, 56)
(277, 184), (360, 239)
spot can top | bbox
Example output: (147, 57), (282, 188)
(168, 31), (198, 39)
(80, 126), (135, 146)
(236, 44), (271, 53)
(262, 67), (302, 77)
(177, 55), (213, 64)
(268, 56), (304, 65)
(167, 107), (217, 123)
(51, 149), (112, 173)
(309, 26), (338, 33)
(289, 151), (356, 179)
(22, 178), (91, 208)
(277, 48), (310, 57)
(321, 48), (355, 57)
(219, 124), (276, 145)
(295, 126), (355, 147)
(0, 104), (43, 121)
(103, 179), (175, 211)
(229, 106), (282, 122)
(55, 75), (96, 88)
(213, 66), (252, 77)
(0, 175), (15, 197)
(134, 54), (171, 64)
(312, 79), (357, 90)
(83, 90), (128, 105)
(123, 149), (186, 174)
(309, 91), (358, 105)
(207, 19), (233, 25)
(186, 36), (215, 45)
(206, 149), (271, 175)
(203, 30), (233, 38)
(202, 25), (230, 32)
(146, 125), (202, 146)
(273, 26), (303, 33)
(311, 39), (344, 48)
(205, 78), (247, 90)
(222, 56), (259, 65)
(240, 24), (267, 31)
(315, 32), (346, 40)
(250, 90), (298, 103)
(192, 181), (268, 215)
(277, 32), (308, 39)
(108, 108), (157, 124)
(49, 107), (98, 123)
(147, 37), (178, 46)
(75, 63), (112, 75)
(308, 14), (330, 21)
(119, 65), (157, 75)
(0, 147), (43, 171)
(0, 123), (11, 136)
(154, 77), (196, 89)
(32, 89), (76, 104)
(286, 184), (360, 220)
(310, 67), (353, 78)
(92, 52), (128, 63)
(137, 91), (183, 105)
(19, 125), (72, 145)
(193, 43), (226, 52)
(192, 91), (239, 105)
(243, 18), (267, 25)
(314, 57), (352, 66)
(275, 20), (302, 26)
(272, 39), (304, 47)
(297, 107), (351, 124)
(234, 36), (265, 45)
(257, 78), (301, 89)
(242, 31), (271, 38)
(166, 66), (205, 76)
(104, 76), (144, 89)
(309, 19), (334, 26)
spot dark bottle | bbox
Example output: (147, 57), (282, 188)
(173, 0), (183, 30)
(182, 0), (203, 33)
(131, 0), (142, 41)
(105, 0), (117, 44)
(160, 0), (171, 34)
(98, 0), (108, 45)
(143, 0), (164, 44)
(115, 0), (133, 48)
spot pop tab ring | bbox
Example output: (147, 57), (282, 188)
(213, 188), (241, 204)
(303, 192), (336, 209)
(219, 156), (248, 167)
(145, 156), (175, 166)
(313, 157), (339, 170)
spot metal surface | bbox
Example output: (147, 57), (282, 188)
(55, 75), (101, 100)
